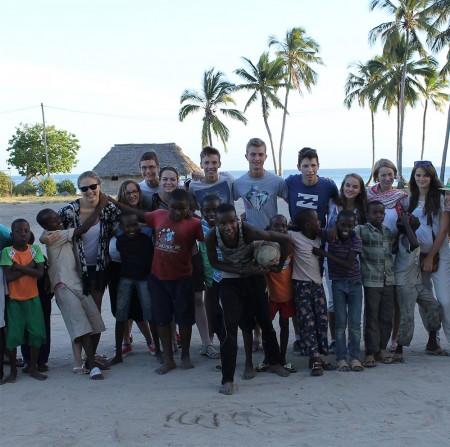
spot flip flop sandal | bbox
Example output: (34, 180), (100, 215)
(392, 353), (405, 363)
(336, 360), (350, 372)
(318, 358), (336, 371)
(363, 358), (377, 368)
(350, 359), (364, 372)
(310, 362), (323, 376)
(283, 363), (297, 373)
(425, 347), (449, 356)
(89, 366), (104, 380)
(255, 362), (268, 372)
(201, 344), (221, 359)
(375, 353), (393, 364)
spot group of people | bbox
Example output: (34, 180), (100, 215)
(0, 137), (449, 395)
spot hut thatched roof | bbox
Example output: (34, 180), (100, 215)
(92, 143), (202, 178)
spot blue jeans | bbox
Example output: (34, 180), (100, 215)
(332, 279), (363, 361)
(116, 277), (152, 322)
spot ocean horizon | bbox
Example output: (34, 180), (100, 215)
(12, 166), (450, 192)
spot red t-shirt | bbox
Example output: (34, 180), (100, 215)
(145, 210), (204, 280)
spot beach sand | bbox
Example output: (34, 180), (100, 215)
(0, 201), (449, 446)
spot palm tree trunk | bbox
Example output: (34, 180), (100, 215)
(367, 109), (376, 186)
(278, 77), (291, 177)
(441, 104), (450, 182)
(208, 123), (213, 147)
(261, 95), (278, 174)
(421, 99), (428, 160)
(397, 29), (410, 189)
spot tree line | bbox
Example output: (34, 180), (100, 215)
(179, 0), (450, 182)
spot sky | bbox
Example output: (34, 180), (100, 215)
(1, 0), (448, 176)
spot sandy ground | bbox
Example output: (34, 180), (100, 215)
(1, 202), (450, 447)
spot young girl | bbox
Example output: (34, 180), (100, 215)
(407, 161), (450, 349)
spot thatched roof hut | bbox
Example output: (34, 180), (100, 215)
(92, 143), (202, 194)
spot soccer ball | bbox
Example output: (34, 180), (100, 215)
(253, 241), (281, 267)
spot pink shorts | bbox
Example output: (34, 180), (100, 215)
(270, 300), (296, 319)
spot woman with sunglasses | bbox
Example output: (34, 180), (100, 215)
(367, 159), (409, 352)
(108, 180), (161, 358)
(57, 171), (121, 366)
(407, 161), (450, 349)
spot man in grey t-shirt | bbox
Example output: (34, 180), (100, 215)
(233, 138), (287, 230)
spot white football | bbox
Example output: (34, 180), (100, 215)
(253, 241), (281, 266)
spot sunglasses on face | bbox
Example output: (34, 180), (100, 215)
(414, 160), (433, 167)
(79, 183), (99, 192)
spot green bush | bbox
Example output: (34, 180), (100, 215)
(57, 178), (76, 195)
(37, 177), (58, 196)
(0, 172), (14, 196)
(13, 181), (37, 196)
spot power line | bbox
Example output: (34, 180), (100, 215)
(45, 105), (151, 120)
(0, 105), (39, 115)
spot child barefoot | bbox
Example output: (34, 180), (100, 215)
(261, 215), (296, 373)
(1, 219), (47, 383)
(289, 209), (335, 376)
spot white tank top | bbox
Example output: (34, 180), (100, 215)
(82, 222), (100, 266)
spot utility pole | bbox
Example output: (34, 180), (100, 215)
(41, 103), (50, 178)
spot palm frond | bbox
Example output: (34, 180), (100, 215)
(179, 104), (201, 121)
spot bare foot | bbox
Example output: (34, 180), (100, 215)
(29, 369), (48, 381)
(181, 354), (194, 370)
(267, 363), (290, 377)
(242, 364), (256, 380)
(1, 370), (17, 384)
(155, 360), (177, 375)
(106, 356), (123, 367)
(219, 382), (235, 395)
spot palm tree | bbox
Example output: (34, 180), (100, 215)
(268, 27), (324, 176)
(429, 0), (450, 180)
(344, 60), (381, 184)
(420, 67), (449, 159)
(234, 52), (285, 174)
(369, 0), (435, 186)
(369, 37), (434, 182)
(179, 68), (247, 151)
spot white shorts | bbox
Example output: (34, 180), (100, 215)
(55, 285), (105, 341)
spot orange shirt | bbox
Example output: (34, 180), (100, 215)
(0, 245), (44, 300)
(264, 255), (293, 303)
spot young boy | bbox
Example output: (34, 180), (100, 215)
(111, 188), (204, 375)
(139, 151), (161, 206)
(355, 201), (395, 367)
(0, 222), (11, 381)
(199, 195), (253, 373)
(289, 208), (335, 376)
(108, 213), (153, 366)
(36, 204), (107, 380)
(393, 214), (444, 362)
(260, 215), (296, 373)
(198, 195), (222, 357)
(205, 204), (291, 395)
(0, 219), (47, 383)
(313, 210), (364, 372)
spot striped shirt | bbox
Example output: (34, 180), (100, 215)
(327, 232), (362, 280)
(354, 223), (394, 287)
